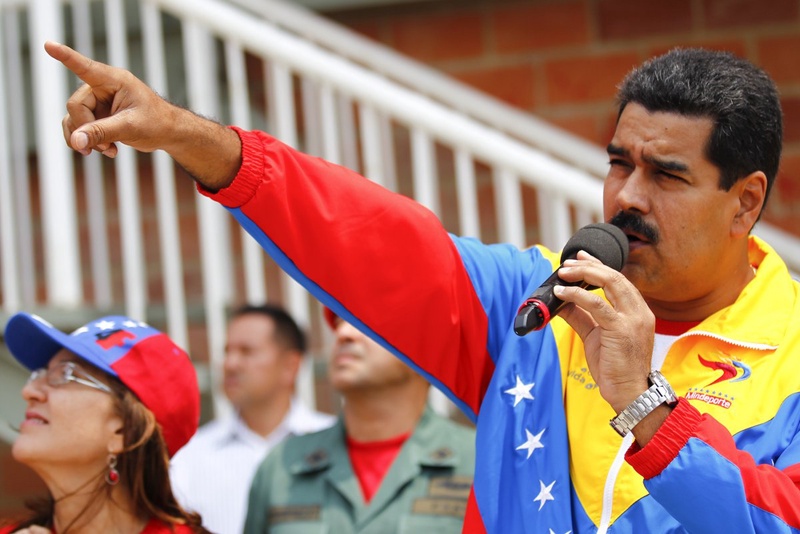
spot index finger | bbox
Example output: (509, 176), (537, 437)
(44, 41), (116, 87)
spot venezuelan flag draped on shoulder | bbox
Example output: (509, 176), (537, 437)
(198, 128), (800, 534)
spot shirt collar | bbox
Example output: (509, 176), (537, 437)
(215, 397), (321, 448)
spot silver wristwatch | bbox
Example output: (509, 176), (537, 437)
(609, 370), (677, 437)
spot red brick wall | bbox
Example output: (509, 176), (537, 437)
(328, 0), (800, 233)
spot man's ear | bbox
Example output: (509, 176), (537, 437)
(731, 171), (767, 237)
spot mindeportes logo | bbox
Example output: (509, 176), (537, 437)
(697, 355), (751, 386)
(687, 355), (751, 410)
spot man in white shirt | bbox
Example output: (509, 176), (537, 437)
(170, 304), (335, 534)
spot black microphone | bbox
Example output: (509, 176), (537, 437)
(513, 223), (629, 336)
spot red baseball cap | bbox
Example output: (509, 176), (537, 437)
(4, 313), (200, 457)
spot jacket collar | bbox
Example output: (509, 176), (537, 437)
(686, 235), (795, 349)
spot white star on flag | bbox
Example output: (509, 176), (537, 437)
(534, 480), (556, 511)
(122, 320), (139, 328)
(516, 428), (545, 459)
(95, 320), (116, 331)
(504, 375), (534, 407)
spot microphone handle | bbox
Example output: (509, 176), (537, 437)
(513, 275), (594, 336)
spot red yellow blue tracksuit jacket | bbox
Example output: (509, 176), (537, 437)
(200, 128), (800, 533)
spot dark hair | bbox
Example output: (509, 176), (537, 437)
(115, 386), (209, 531)
(230, 303), (307, 354)
(616, 48), (783, 210)
(9, 375), (210, 533)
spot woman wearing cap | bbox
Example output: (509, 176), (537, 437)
(0, 313), (209, 534)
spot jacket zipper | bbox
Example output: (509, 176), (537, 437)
(595, 329), (776, 532)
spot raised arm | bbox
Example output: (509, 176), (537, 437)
(45, 41), (241, 191)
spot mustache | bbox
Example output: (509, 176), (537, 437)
(609, 211), (659, 244)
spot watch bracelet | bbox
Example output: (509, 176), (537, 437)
(609, 371), (676, 436)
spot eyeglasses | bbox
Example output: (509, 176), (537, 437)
(28, 361), (112, 394)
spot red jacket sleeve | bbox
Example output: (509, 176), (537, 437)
(199, 127), (496, 416)
(627, 398), (800, 530)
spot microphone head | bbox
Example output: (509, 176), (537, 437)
(560, 223), (629, 271)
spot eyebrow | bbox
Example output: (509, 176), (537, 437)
(607, 143), (690, 174)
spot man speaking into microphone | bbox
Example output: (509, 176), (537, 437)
(49, 41), (800, 534)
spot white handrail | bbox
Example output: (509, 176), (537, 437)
(454, 148), (481, 239)
(141, 0), (190, 349)
(0, 18), (18, 313)
(411, 128), (439, 215)
(227, 0), (610, 177)
(155, 0), (605, 218)
(224, 39), (268, 304)
(493, 167), (526, 249)
(29, 0), (82, 306)
(73, 0), (113, 309)
(3, 9), (35, 307)
(184, 21), (235, 420)
(107, 0), (148, 320)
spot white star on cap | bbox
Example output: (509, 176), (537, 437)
(504, 376), (535, 407)
(516, 428), (545, 459)
(94, 320), (116, 330)
(122, 320), (139, 328)
(534, 480), (556, 511)
(549, 530), (571, 534)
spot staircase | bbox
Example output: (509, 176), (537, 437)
(1, 0), (798, 446)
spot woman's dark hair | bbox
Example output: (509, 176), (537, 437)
(616, 48), (783, 213)
(7, 371), (210, 533)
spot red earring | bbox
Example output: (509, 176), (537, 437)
(106, 454), (120, 485)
